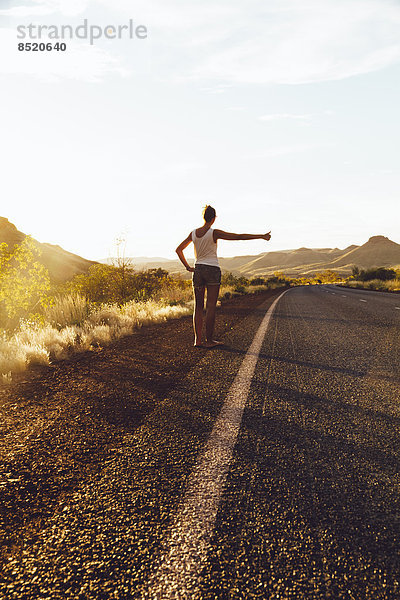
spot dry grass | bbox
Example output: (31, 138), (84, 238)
(345, 279), (400, 292)
(43, 293), (90, 328)
(1, 297), (191, 381)
(219, 283), (288, 298)
(153, 282), (193, 305)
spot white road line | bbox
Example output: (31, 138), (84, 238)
(145, 289), (290, 599)
(360, 299), (367, 303)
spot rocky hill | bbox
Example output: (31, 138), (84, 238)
(0, 217), (97, 281)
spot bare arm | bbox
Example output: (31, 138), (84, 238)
(214, 229), (271, 241)
(175, 233), (195, 272)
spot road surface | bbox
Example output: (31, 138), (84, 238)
(1, 285), (400, 599)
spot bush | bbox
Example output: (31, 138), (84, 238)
(65, 265), (177, 305)
(221, 272), (249, 287)
(266, 274), (292, 287)
(353, 267), (396, 282)
(314, 270), (341, 284)
(234, 284), (246, 294)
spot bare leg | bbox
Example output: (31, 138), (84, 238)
(205, 285), (222, 345)
(193, 286), (205, 346)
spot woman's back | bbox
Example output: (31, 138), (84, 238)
(192, 227), (219, 267)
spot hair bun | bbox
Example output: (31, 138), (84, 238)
(203, 205), (216, 223)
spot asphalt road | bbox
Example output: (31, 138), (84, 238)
(1, 285), (400, 599)
(197, 284), (400, 600)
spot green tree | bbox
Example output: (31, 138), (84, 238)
(0, 237), (50, 328)
(66, 263), (126, 304)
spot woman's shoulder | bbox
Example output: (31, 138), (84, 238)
(194, 226), (215, 239)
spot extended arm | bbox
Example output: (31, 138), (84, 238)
(214, 230), (271, 241)
(175, 233), (195, 272)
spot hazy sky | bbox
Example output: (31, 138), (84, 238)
(1, 0), (400, 260)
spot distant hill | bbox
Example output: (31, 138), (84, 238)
(3, 218), (398, 281)
(328, 236), (400, 270)
(0, 217), (97, 281)
(105, 235), (400, 279)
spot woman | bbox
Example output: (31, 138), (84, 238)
(176, 205), (271, 348)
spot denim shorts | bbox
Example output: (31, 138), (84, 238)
(192, 264), (221, 288)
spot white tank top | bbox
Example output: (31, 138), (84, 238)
(191, 228), (219, 267)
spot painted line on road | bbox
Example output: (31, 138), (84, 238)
(145, 289), (290, 599)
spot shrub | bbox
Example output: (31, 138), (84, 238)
(65, 265), (177, 305)
(314, 270), (341, 284)
(221, 272), (249, 287)
(356, 267), (396, 282)
(234, 284), (246, 294)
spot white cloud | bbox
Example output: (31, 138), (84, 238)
(98, 0), (400, 84)
(0, 0), (88, 17)
(245, 142), (334, 159)
(191, 1), (400, 84)
(259, 113), (312, 122)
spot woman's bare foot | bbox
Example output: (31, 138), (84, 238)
(204, 340), (224, 348)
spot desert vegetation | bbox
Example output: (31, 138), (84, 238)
(0, 241), (193, 380)
(342, 266), (400, 292)
(0, 240), (297, 380)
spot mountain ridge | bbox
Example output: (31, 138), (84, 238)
(1, 218), (399, 280)
(0, 217), (97, 281)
